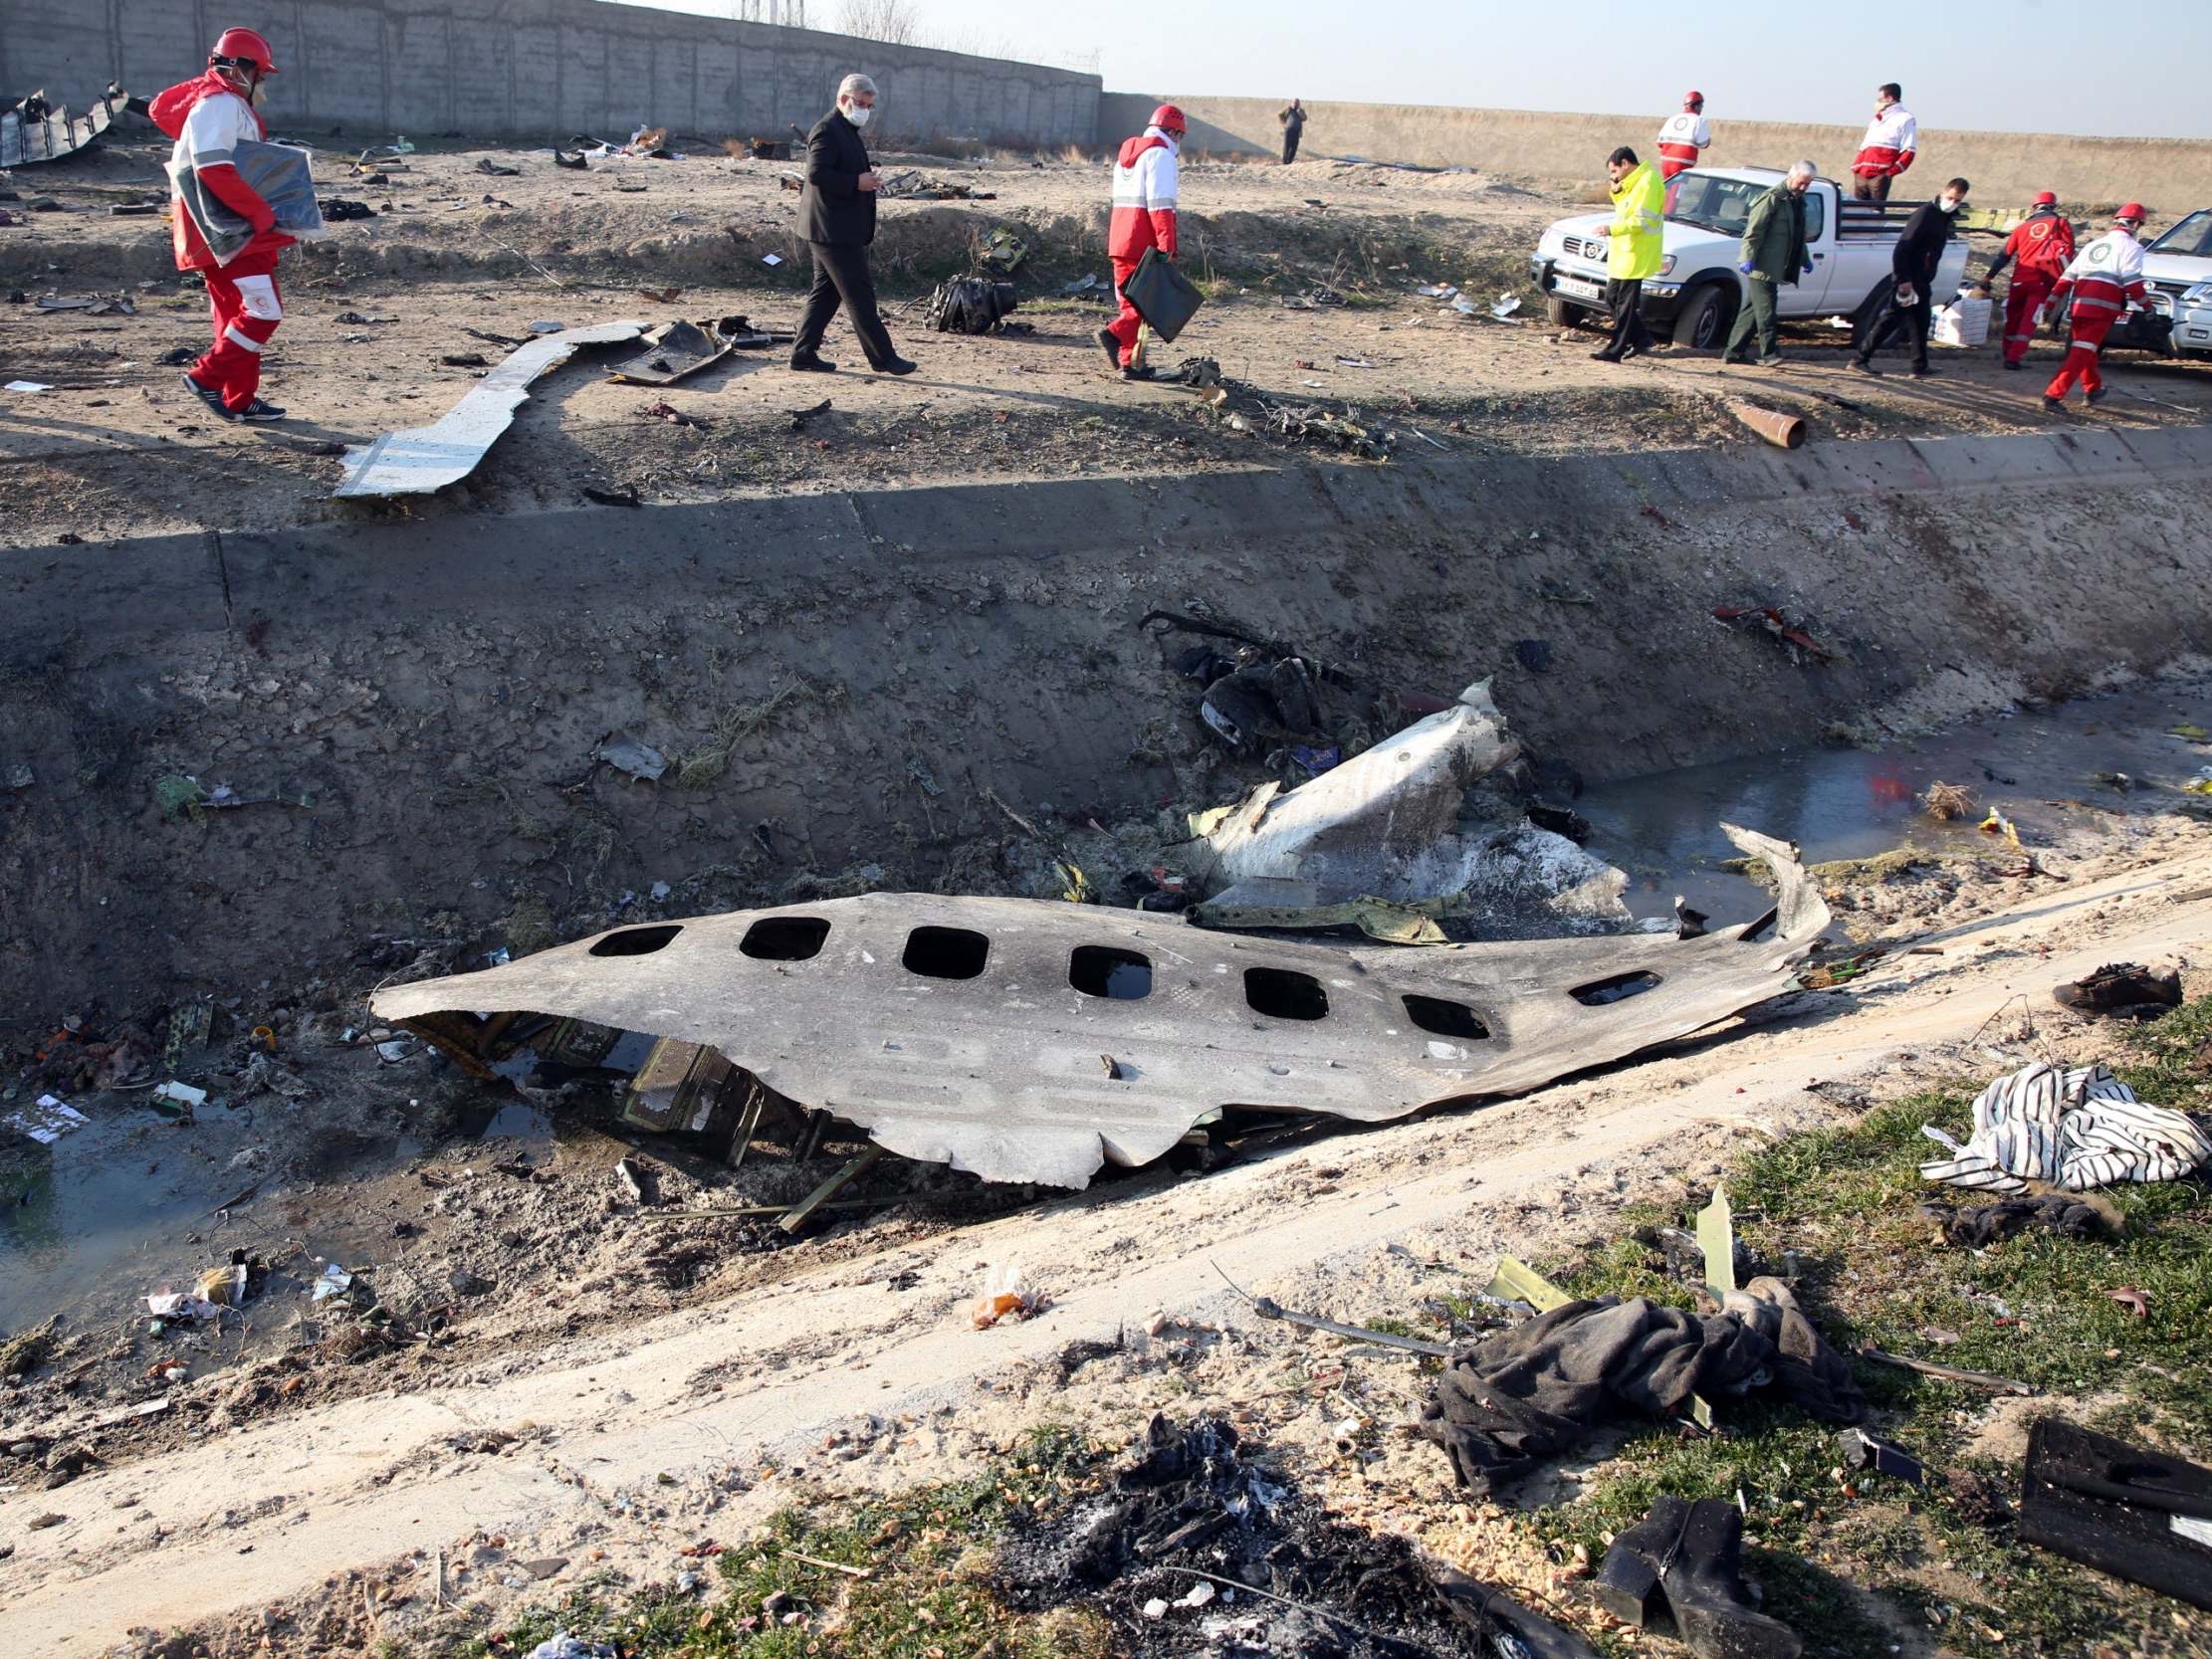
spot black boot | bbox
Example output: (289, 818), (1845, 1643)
(1660, 1499), (1802, 1659)
(1594, 1495), (1688, 1627)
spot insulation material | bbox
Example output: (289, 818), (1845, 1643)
(372, 830), (1828, 1191)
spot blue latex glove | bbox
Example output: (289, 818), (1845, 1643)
(1802, 257), (1815, 274)
(1738, 260), (1755, 275)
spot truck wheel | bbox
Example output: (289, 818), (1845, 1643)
(1671, 285), (1731, 350)
(1545, 295), (1581, 327)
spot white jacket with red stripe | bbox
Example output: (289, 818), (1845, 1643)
(2051, 229), (2147, 319)
(1109, 126), (1179, 263)
(1852, 105), (1917, 179)
(1656, 109), (1710, 174)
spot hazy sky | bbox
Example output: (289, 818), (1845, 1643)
(618, 0), (2210, 139)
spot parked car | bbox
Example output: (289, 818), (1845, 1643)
(2107, 208), (2212, 357)
(1529, 166), (1969, 350)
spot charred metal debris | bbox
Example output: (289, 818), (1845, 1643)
(371, 669), (1825, 1193)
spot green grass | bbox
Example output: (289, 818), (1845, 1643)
(450, 1425), (1109, 1659)
(1499, 995), (2212, 1659)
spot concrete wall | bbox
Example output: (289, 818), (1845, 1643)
(1099, 95), (2212, 210)
(2, 0), (1100, 146)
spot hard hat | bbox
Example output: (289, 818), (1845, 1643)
(211, 27), (279, 76)
(1684, 90), (1703, 106)
(2116, 201), (2146, 223)
(2033, 191), (2057, 207)
(1150, 104), (1187, 134)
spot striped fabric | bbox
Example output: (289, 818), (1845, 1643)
(1920, 1061), (2212, 1193)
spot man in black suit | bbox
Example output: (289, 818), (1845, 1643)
(790, 73), (915, 375)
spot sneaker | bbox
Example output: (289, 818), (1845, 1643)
(2053, 961), (2181, 1018)
(1756, 354), (1784, 367)
(2085, 385), (2107, 405)
(180, 371), (235, 420)
(874, 356), (918, 376)
(2042, 394), (2066, 412)
(1119, 364), (1157, 381)
(234, 398), (287, 423)
(1847, 358), (1882, 376)
(1094, 326), (1123, 372)
(787, 353), (836, 372)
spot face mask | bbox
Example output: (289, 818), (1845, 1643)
(1939, 198), (1959, 214)
(844, 104), (871, 128)
(250, 79), (266, 106)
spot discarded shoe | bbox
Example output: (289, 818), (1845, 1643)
(786, 353), (836, 372)
(2053, 961), (2182, 1018)
(1598, 1497), (1802, 1659)
(1093, 326), (1122, 372)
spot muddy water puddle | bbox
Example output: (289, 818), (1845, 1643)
(1579, 675), (2212, 927)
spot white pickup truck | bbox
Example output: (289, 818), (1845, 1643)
(1529, 165), (1970, 350)
(2111, 207), (2212, 358)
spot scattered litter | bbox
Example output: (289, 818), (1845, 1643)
(474, 157), (521, 177)
(36, 291), (135, 314)
(979, 226), (1028, 274)
(786, 397), (830, 430)
(146, 1263), (249, 1324)
(971, 1262), (1040, 1328)
(761, 253), (782, 267)
(1, 84), (125, 168)
(581, 486), (642, 508)
(2170, 723), (2210, 741)
(1838, 1426), (1928, 1487)
(1489, 294), (1521, 319)
(926, 276), (1019, 334)
(318, 198), (375, 221)
(528, 319), (566, 333)
(6, 1094), (88, 1145)
(2052, 961), (2183, 1019)
(1712, 602), (1832, 663)
(1918, 1192), (2108, 1246)
(606, 315), (760, 385)
(526, 1636), (617, 1659)
(1416, 284), (1458, 299)
(1056, 273), (1102, 296)
(5, 380), (53, 393)
(1920, 1060), (2210, 1192)
(593, 732), (668, 782)
(1922, 779), (1973, 820)
(151, 1081), (207, 1110)
(311, 1264), (354, 1303)
(2105, 1285), (2150, 1319)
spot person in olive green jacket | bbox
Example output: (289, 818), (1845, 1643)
(1722, 161), (1818, 366)
(1589, 146), (1665, 361)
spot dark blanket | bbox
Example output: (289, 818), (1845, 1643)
(1421, 1278), (1864, 1494)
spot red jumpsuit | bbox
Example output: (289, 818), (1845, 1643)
(149, 73), (294, 413)
(2044, 230), (2146, 402)
(1106, 128), (1180, 368)
(1993, 212), (2075, 365)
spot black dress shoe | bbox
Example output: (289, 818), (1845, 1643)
(875, 356), (918, 376)
(787, 354), (837, 372)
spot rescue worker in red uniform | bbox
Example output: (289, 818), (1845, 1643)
(1095, 104), (1184, 378)
(2043, 204), (2148, 411)
(1984, 192), (2076, 369)
(150, 28), (293, 423)
(1656, 92), (1710, 182)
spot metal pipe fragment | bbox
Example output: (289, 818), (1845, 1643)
(1725, 400), (1806, 450)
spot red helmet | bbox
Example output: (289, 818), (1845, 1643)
(1684, 90), (1703, 107)
(2033, 191), (2057, 207)
(1150, 103), (1187, 135)
(211, 27), (278, 76)
(2116, 201), (2146, 224)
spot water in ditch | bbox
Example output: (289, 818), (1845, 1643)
(1576, 674), (2212, 929)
